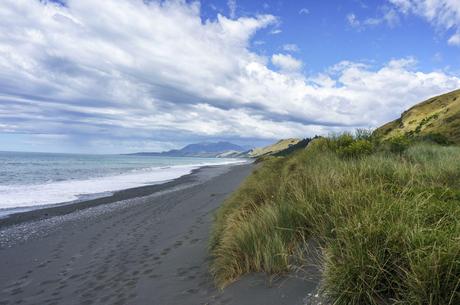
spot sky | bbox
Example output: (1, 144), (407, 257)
(1, 0), (460, 153)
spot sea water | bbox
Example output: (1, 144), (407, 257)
(0, 151), (243, 214)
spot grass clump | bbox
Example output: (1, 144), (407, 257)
(209, 156), (309, 285)
(210, 132), (460, 304)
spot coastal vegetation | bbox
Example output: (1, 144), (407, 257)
(248, 138), (303, 158)
(375, 89), (460, 144)
(210, 130), (460, 304)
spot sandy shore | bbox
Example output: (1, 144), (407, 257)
(0, 164), (319, 305)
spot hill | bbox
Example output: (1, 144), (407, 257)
(248, 138), (301, 158)
(129, 141), (246, 158)
(271, 138), (315, 157)
(215, 150), (251, 158)
(374, 89), (460, 143)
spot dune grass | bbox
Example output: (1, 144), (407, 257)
(210, 133), (460, 305)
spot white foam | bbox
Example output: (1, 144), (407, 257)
(0, 160), (244, 210)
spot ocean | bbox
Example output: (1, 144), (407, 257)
(0, 151), (243, 214)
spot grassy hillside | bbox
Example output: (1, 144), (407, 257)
(375, 89), (460, 143)
(210, 132), (460, 305)
(249, 138), (301, 158)
(272, 138), (313, 157)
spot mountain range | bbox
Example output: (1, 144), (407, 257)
(128, 138), (310, 158)
(128, 141), (249, 158)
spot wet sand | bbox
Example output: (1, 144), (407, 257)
(0, 164), (320, 305)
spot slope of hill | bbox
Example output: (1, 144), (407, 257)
(129, 141), (246, 158)
(249, 138), (301, 158)
(374, 89), (460, 143)
(272, 138), (315, 157)
(215, 150), (251, 158)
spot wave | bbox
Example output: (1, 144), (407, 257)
(0, 160), (244, 211)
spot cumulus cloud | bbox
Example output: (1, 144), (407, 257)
(0, 0), (459, 152)
(389, 0), (460, 45)
(271, 53), (303, 72)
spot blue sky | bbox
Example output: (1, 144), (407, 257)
(204, 0), (460, 73)
(1, 0), (460, 153)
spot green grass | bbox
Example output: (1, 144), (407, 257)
(210, 134), (460, 305)
(374, 89), (460, 144)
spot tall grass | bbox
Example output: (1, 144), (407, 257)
(210, 135), (460, 304)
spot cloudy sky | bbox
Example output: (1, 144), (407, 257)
(1, 0), (460, 153)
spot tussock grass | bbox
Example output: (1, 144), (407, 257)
(210, 135), (460, 304)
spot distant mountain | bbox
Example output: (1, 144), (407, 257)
(129, 141), (247, 158)
(374, 89), (460, 143)
(179, 142), (245, 154)
(129, 138), (315, 159)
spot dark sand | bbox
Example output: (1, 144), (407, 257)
(0, 164), (320, 305)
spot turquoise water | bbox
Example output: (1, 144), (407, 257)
(0, 151), (242, 210)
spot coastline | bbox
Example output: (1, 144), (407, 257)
(0, 163), (240, 229)
(0, 154), (248, 215)
(0, 162), (315, 305)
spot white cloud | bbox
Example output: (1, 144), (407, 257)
(299, 8), (310, 15)
(347, 13), (360, 27)
(271, 53), (303, 72)
(433, 52), (443, 62)
(347, 7), (399, 30)
(282, 44), (300, 52)
(448, 32), (460, 45)
(227, 0), (237, 19)
(0, 0), (459, 152)
(389, 0), (460, 45)
(364, 7), (399, 27)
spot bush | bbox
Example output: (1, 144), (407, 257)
(337, 139), (374, 158)
(355, 128), (373, 140)
(334, 132), (354, 148)
(305, 137), (332, 153)
(327, 132), (375, 158)
(387, 135), (411, 154)
(419, 133), (453, 146)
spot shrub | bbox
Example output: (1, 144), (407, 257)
(387, 135), (411, 154)
(305, 137), (332, 153)
(355, 128), (373, 140)
(334, 132), (354, 148)
(419, 133), (453, 146)
(337, 139), (374, 158)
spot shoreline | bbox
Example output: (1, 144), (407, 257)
(0, 164), (235, 229)
(0, 162), (316, 305)
(0, 153), (249, 215)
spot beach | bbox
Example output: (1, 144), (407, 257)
(0, 164), (318, 305)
